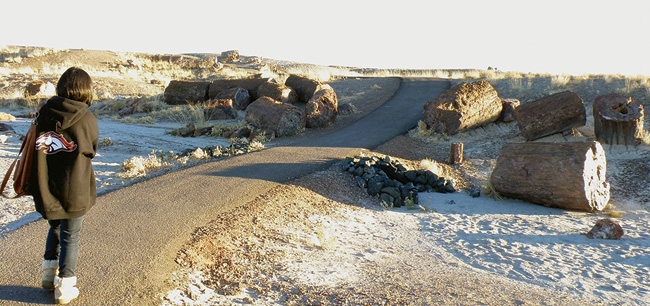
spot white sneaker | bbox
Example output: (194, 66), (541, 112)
(41, 260), (58, 290)
(54, 276), (79, 305)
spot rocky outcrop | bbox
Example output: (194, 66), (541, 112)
(305, 88), (338, 128)
(586, 218), (624, 239)
(343, 155), (456, 208)
(423, 80), (502, 135)
(219, 50), (240, 63)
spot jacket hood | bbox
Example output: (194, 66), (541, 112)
(45, 96), (89, 130)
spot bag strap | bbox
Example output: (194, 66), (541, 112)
(1, 103), (45, 199)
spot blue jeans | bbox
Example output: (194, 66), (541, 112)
(44, 216), (84, 278)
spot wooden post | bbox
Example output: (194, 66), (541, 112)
(449, 142), (464, 164)
(490, 141), (610, 212)
(593, 93), (644, 145)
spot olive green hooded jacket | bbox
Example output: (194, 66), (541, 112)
(29, 96), (99, 220)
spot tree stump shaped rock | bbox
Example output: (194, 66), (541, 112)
(423, 80), (503, 135)
(593, 93), (644, 145)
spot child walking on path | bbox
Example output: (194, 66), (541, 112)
(29, 67), (99, 304)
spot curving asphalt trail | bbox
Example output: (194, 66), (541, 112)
(0, 78), (450, 305)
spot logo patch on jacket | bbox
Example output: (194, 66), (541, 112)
(35, 132), (77, 154)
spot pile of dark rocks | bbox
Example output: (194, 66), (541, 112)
(343, 155), (456, 208)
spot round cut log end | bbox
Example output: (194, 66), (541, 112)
(583, 141), (610, 211)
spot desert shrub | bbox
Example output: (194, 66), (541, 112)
(118, 150), (174, 178)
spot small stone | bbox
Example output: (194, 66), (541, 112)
(436, 184), (447, 194)
(445, 180), (456, 193)
(469, 187), (481, 198)
(354, 176), (367, 189)
(396, 163), (408, 172)
(380, 193), (395, 206)
(0, 123), (14, 132)
(416, 184), (427, 192)
(404, 170), (418, 182)
(351, 167), (363, 177)
(415, 174), (428, 185)
(381, 187), (401, 199)
(367, 177), (384, 196)
(433, 177), (446, 188)
(586, 218), (624, 239)
(364, 166), (377, 175)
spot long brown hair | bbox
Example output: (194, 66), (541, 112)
(56, 67), (94, 106)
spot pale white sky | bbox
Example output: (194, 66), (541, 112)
(2, 0), (649, 75)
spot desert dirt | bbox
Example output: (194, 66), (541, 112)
(1, 47), (650, 305)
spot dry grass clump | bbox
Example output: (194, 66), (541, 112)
(118, 150), (175, 178)
(408, 121), (450, 143)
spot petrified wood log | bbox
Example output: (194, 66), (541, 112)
(203, 99), (237, 120)
(164, 80), (210, 105)
(514, 91), (586, 141)
(257, 82), (298, 104)
(216, 87), (251, 110)
(208, 76), (269, 100)
(449, 142), (464, 164)
(244, 97), (305, 137)
(593, 93), (644, 145)
(305, 88), (338, 128)
(285, 74), (330, 103)
(423, 80), (503, 135)
(499, 98), (520, 122)
(490, 141), (610, 212)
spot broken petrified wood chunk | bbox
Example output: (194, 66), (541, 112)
(499, 98), (520, 122)
(203, 99), (237, 120)
(305, 87), (338, 128)
(164, 80), (210, 105)
(215, 87), (251, 110)
(586, 218), (624, 239)
(257, 82), (298, 105)
(284, 74), (330, 103)
(593, 93), (644, 145)
(490, 141), (610, 212)
(423, 80), (503, 135)
(244, 97), (305, 137)
(514, 91), (586, 141)
(449, 142), (464, 164)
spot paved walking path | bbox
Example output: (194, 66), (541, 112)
(0, 78), (450, 305)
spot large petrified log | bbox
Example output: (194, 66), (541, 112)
(257, 82), (298, 104)
(215, 87), (251, 110)
(208, 76), (269, 100)
(164, 80), (210, 105)
(514, 91), (586, 141)
(423, 80), (502, 135)
(245, 97), (306, 137)
(490, 141), (610, 212)
(593, 93), (644, 145)
(305, 88), (338, 128)
(284, 74), (330, 103)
